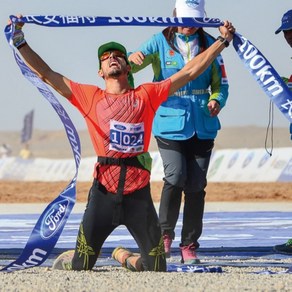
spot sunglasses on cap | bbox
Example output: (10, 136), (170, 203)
(99, 50), (126, 62)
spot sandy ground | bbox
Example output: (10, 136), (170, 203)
(0, 181), (291, 203)
(1, 264), (292, 292)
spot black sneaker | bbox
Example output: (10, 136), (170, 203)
(273, 239), (292, 254)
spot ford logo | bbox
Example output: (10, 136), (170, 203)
(114, 125), (126, 130)
(40, 198), (69, 239)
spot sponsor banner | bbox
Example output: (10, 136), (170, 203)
(233, 33), (292, 125)
(3, 22), (81, 272)
(13, 15), (223, 28)
(278, 158), (292, 182)
(150, 151), (164, 182)
(0, 149), (290, 182)
(207, 148), (291, 182)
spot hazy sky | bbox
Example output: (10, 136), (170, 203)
(1, 0), (291, 131)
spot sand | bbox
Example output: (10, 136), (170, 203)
(0, 181), (292, 203)
(1, 264), (292, 292)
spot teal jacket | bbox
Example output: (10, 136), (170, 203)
(130, 31), (229, 140)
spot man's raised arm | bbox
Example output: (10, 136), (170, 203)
(9, 17), (72, 99)
(169, 21), (235, 96)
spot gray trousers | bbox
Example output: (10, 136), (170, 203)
(156, 135), (214, 248)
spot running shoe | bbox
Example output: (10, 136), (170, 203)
(180, 243), (200, 264)
(52, 250), (74, 270)
(112, 246), (142, 271)
(273, 239), (292, 254)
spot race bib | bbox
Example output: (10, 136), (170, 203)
(109, 120), (144, 153)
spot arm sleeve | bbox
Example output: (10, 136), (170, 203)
(208, 54), (229, 108)
(282, 75), (292, 91)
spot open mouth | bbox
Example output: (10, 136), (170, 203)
(109, 61), (119, 67)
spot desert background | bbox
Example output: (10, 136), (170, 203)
(1, 126), (292, 292)
(0, 126), (291, 203)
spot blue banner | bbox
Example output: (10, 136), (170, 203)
(233, 33), (292, 125)
(1, 22), (81, 273)
(167, 264), (222, 273)
(12, 15), (223, 28)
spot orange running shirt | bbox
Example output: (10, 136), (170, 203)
(69, 79), (171, 194)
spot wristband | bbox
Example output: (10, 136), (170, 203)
(17, 41), (27, 50)
(217, 36), (229, 48)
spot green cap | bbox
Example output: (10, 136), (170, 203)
(98, 41), (129, 67)
(97, 41), (134, 87)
